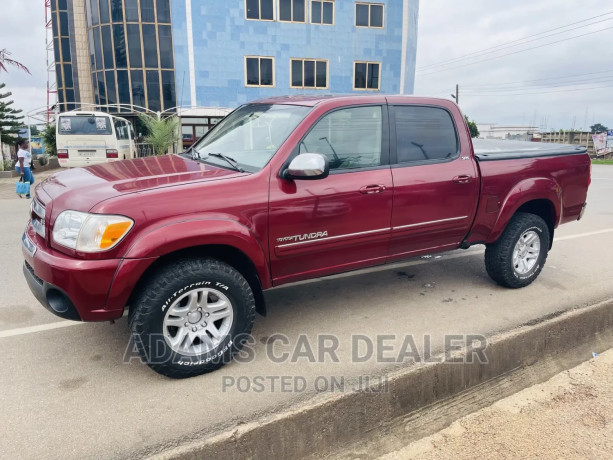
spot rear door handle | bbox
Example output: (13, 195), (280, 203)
(452, 175), (472, 184)
(359, 184), (386, 194)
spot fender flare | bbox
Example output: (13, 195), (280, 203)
(487, 177), (562, 244)
(123, 218), (271, 289)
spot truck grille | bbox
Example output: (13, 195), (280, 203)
(30, 198), (46, 238)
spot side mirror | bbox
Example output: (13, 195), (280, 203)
(282, 153), (329, 180)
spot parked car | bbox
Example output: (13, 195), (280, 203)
(56, 111), (136, 167)
(22, 95), (590, 378)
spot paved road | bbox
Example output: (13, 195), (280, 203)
(1, 166), (612, 459)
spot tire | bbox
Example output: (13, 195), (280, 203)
(129, 257), (255, 378)
(484, 212), (550, 289)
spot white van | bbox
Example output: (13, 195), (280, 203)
(56, 111), (136, 167)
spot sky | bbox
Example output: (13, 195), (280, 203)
(0, 0), (612, 131)
(414, 0), (613, 131)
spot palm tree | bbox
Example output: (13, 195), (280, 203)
(0, 49), (31, 74)
(138, 113), (180, 156)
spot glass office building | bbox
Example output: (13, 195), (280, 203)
(51, 0), (419, 114)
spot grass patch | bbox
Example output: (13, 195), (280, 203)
(591, 159), (613, 165)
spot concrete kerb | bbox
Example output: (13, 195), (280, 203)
(150, 297), (613, 460)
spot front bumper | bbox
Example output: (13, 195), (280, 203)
(21, 225), (124, 321)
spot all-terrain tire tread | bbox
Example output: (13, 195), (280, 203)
(484, 212), (549, 289)
(129, 257), (255, 378)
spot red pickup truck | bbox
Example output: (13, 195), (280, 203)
(22, 95), (590, 378)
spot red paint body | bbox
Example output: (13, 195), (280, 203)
(22, 96), (591, 321)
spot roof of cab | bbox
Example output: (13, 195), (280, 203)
(249, 94), (452, 107)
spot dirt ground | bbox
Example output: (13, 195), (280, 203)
(380, 349), (613, 460)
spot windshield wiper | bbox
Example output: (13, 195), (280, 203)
(204, 153), (245, 173)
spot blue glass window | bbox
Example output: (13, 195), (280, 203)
(91, 0), (99, 25)
(162, 71), (176, 111)
(125, 0), (139, 21)
(63, 64), (73, 87)
(93, 28), (103, 70)
(158, 25), (173, 69)
(246, 0), (273, 20)
(56, 64), (63, 87)
(157, 0), (171, 23)
(88, 29), (96, 67)
(111, 0), (123, 22)
(131, 70), (145, 108)
(52, 14), (59, 37)
(127, 24), (142, 68)
(146, 70), (161, 112)
(113, 24), (127, 68)
(101, 25), (113, 68)
(106, 70), (117, 106)
(53, 38), (61, 63)
(60, 11), (69, 36)
(58, 0), (67, 10)
(99, 0), (110, 23)
(141, 0), (155, 22)
(117, 70), (130, 107)
(97, 71), (107, 106)
(61, 37), (71, 61)
(355, 4), (368, 26)
(142, 24), (158, 67)
(92, 73), (99, 105)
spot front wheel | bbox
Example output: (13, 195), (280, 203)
(484, 212), (550, 288)
(129, 257), (255, 378)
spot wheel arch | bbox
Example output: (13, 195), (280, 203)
(128, 244), (267, 317)
(488, 178), (561, 247)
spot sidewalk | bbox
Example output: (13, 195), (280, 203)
(0, 169), (59, 199)
(379, 349), (613, 460)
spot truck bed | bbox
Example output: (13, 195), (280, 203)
(473, 139), (587, 161)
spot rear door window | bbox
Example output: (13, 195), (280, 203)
(58, 115), (113, 135)
(392, 106), (458, 165)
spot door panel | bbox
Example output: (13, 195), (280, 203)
(269, 105), (393, 285)
(269, 169), (393, 284)
(387, 104), (479, 260)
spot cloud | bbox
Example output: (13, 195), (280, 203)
(414, 0), (613, 130)
(0, 0), (47, 119)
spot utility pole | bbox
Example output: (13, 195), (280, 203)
(451, 84), (459, 105)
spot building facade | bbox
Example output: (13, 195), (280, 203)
(51, 0), (419, 115)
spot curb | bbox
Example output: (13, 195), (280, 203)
(152, 298), (613, 460)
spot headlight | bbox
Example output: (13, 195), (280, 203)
(52, 210), (134, 252)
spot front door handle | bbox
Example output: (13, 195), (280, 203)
(452, 175), (472, 184)
(359, 184), (386, 194)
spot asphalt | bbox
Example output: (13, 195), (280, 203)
(0, 165), (612, 459)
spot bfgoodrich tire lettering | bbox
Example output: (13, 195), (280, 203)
(484, 212), (550, 289)
(129, 257), (255, 378)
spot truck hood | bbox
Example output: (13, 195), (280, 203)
(37, 154), (242, 212)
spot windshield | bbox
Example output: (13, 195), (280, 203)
(58, 115), (113, 135)
(192, 104), (311, 171)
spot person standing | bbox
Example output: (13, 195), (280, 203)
(15, 139), (34, 199)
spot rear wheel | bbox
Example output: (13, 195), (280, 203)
(129, 257), (255, 378)
(485, 212), (550, 288)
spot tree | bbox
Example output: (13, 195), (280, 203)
(0, 83), (25, 147)
(464, 115), (479, 138)
(0, 49), (30, 74)
(138, 113), (180, 155)
(41, 124), (57, 156)
(29, 125), (40, 136)
(590, 123), (609, 134)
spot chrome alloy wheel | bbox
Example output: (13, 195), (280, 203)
(512, 230), (541, 275)
(163, 288), (234, 355)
